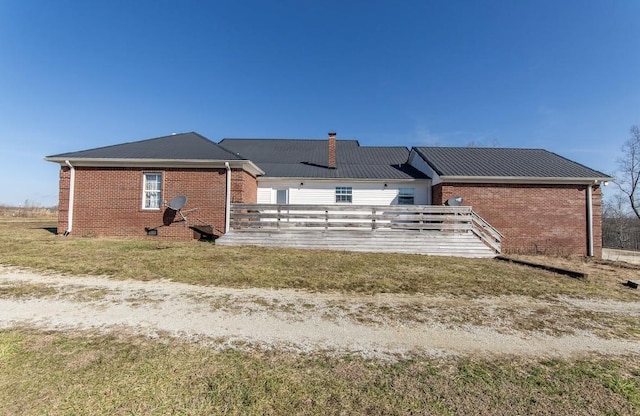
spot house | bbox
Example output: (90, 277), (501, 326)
(44, 132), (263, 240)
(408, 147), (612, 257)
(45, 131), (613, 257)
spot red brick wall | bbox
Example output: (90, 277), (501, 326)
(55, 166), (257, 240)
(57, 166), (71, 234)
(230, 169), (258, 203)
(433, 182), (603, 257)
(592, 186), (603, 258)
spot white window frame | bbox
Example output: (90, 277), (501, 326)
(335, 186), (353, 204)
(143, 172), (163, 210)
(398, 188), (415, 205)
(276, 189), (288, 204)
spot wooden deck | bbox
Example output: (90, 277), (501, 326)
(217, 204), (502, 258)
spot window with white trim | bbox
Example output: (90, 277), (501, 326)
(335, 186), (353, 203)
(276, 189), (288, 204)
(398, 188), (415, 205)
(143, 173), (162, 209)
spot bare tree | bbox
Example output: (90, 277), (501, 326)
(602, 193), (637, 248)
(615, 125), (640, 220)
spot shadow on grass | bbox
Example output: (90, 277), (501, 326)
(39, 227), (58, 235)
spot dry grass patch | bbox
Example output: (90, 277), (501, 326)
(0, 329), (638, 415)
(320, 298), (640, 339)
(59, 287), (112, 302)
(512, 254), (640, 291)
(0, 204), (57, 219)
(0, 281), (113, 303)
(0, 218), (638, 301)
(0, 282), (57, 299)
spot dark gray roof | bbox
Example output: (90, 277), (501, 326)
(219, 138), (428, 180)
(47, 132), (245, 161)
(413, 147), (611, 179)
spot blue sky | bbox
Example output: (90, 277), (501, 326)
(1, 0), (638, 206)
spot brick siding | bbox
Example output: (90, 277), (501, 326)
(56, 164), (603, 254)
(55, 166), (257, 240)
(56, 166), (71, 233)
(230, 169), (258, 204)
(433, 182), (603, 257)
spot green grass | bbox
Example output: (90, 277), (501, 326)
(0, 329), (638, 415)
(0, 219), (637, 301)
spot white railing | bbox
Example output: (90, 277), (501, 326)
(229, 204), (502, 252)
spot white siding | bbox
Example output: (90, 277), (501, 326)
(409, 151), (441, 185)
(413, 186), (430, 205)
(257, 180), (431, 205)
(257, 187), (272, 203)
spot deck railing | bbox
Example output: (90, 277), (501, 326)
(229, 204), (502, 252)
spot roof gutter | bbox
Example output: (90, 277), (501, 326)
(43, 157), (265, 177)
(256, 177), (431, 183)
(63, 160), (75, 236)
(437, 176), (614, 185)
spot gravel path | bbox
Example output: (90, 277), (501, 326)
(1, 265), (639, 360)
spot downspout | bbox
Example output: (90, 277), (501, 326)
(225, 162), (231, 233)
(586, 183), (594, 257)
(64, 160), (75, 236)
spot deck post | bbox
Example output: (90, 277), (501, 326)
(371, 207), (376, 230)
(277, 205), (281, 230)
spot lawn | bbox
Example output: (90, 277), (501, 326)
(1, 217), (639, 415)
(0, 218), (637, 301)
(1, 330), (639, 416)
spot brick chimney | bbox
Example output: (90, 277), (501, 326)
(328, 132), (336, 169)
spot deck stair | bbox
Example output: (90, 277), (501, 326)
(216, 204), (502, 258)
(217, 229), (496, 257)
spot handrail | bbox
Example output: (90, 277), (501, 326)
(470, 210), (502, 253)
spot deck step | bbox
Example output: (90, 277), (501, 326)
(216, 230), (497, 258)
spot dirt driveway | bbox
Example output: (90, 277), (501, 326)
(1, 265), (639, 360)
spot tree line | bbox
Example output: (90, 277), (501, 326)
(604, 125), (640, 250)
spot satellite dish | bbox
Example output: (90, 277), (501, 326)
(446, 196), (464, 206)
(162, 207), (178, 226)
(145, 194), (201, 232)
(168, 195), (187, 210)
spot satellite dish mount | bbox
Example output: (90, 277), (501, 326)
(145, 194), (200, 234)
(166, 195), (189, 222)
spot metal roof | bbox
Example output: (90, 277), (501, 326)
(46, 133), (611, 183)
(219, 138), (429, 180)
(413, 147), (612, 180)
(46, 132), (245, 161)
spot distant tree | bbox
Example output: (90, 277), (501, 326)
(602, 194), (635, 248)
(465, 138), (500, 147)
(615, 125), (640, 220)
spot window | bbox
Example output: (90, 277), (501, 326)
(398, 188), (415, 205)
(276, 189), (288, 204)
(335, 186), (352, 203)
(143, 173), (162, 209)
